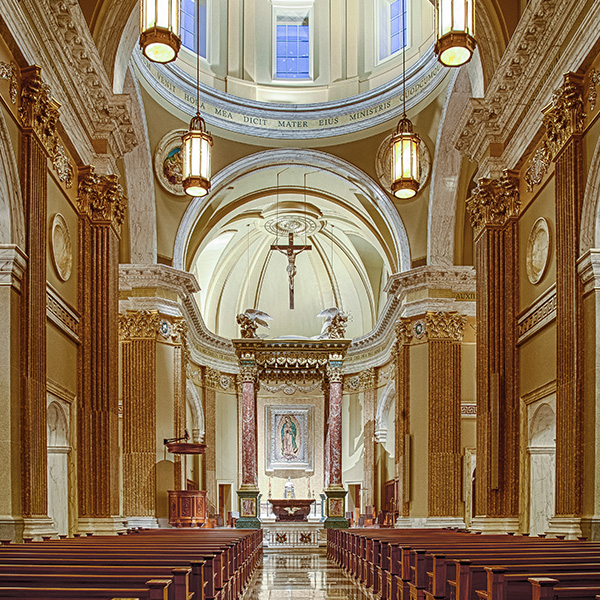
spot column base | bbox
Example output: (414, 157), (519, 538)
(324, 488), (348, 529)
(0, 516), (24, 542)
(78, 517), (128, 536)
(580, 516), (600, 541)
(470, 516), (519, 535)
(22, 516), (57, 540)
(546, 516), (583, 540)
(124, 517), (159, 530)
(236, 489), (261, 529)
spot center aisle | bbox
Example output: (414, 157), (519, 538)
(242, 549), (371, 599)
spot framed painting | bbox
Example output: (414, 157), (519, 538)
(265, 405), (314, 472)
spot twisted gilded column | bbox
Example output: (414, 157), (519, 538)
(426, 312), (466, 524)
(236, 354), (260, 528)
(466, 169), (520, 533)
(394, 319), (412, 523)
(119, 311), (159, 526)
(361, 368), (377, 508)
(19, 66), (61, 538)
(78, 166), (126, 533)
(544, 73), (585, 538)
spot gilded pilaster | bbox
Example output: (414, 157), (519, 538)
(119, 311), (159, 519)
(426, 312), (466, 518)
(394, 318), (412, 517)
(204, 368), (217, 511)
(467, 170), (520, 529)
(77, 166), (126, 524)
(547, 73), (585, 527)
(19, 66), (56, 529)
(360, 368), (377, 508)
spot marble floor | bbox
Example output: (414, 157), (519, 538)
(242, 550), (372, 599)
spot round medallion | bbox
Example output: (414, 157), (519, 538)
(159, 320), (172, 338)
(154, 129), (187, 196)
(413, 320), (426, 339)
(50, 213), (73, 282)
(375, 134), (432, 196)
(526, 217), (551, 285)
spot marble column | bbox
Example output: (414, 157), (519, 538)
(394, 319), (412, 525)
(119, 310), (160, 528)
(172, 319), (188, 492)
(18, 66), (59, 538)
(426, 311), (466, 527)
(324, 357), (348, 528)
(77, 166), (126, 534)
(361, 368), (376, 508)
(466, 170), (520, 534)
(236, 356), (260, 528)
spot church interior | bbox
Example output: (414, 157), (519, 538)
(2, 0), (600, 594)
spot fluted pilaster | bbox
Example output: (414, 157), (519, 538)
(360, 368), (377, 508)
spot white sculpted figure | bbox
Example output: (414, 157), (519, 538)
(284, 477), (295, 499)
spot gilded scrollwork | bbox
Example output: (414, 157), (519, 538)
(466, 170), (520, 236)
(77, 166), (127, 228)
(587, 69), (600, 111)
(425, 311), (467, 342)
(119, 310), (161, 340)
(542, 73), (585, 158)
(524, 142), (551, 192)
(0, 61), (18, 104)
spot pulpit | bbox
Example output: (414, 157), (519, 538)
(165, 439), (207, 527)
(269, 499), (314, 522)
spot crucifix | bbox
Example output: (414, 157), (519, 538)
(270, 232), (312, 309)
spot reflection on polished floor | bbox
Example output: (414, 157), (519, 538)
(243, 550), (371, 599)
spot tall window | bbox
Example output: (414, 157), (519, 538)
(379, 0), (407, 62)
(181, 0), (207, 58)
(275, 12), (310, 79)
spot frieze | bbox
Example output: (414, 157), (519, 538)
(77, 166), (126, 228)
(46, 284), (80, 343)
(425, 311), (467, 342)
(261, 381), (322, 395)
(19, 67), (74, 188)
(517, 285), (557, 344)
(461, 404), (477, 416)
(0, 62), (18, 104)
(466, 170), (520, 236)
(119, 310), (160, 340)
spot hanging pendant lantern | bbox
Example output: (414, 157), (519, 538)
(140, 0), (182, 64)
(435, 0), (476, 67)
(182, 113), (213, 197)
(390, 115), (420, 199)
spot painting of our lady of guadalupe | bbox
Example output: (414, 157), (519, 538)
(266, 406), (313, 471)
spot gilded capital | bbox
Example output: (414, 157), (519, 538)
(466, 169), (520, 236)
(119, 310), (160, 340)
(240, 364), (259, 383)
(542, 72), (585, 158)
(326, 365), (344, 383)
(395, 318), (413, 346)
(425, 311), (467, 342)
(77, 166), (127, 228)
(359, 367), (376, 391)
(205, 367), (222, 388)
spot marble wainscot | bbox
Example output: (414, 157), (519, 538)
(262, 522), (324, 549)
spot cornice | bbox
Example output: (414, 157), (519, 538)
(119, 263), (200, 296)
(0, 245), (27, 292)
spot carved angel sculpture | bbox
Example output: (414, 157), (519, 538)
(236, 308), (273, 338)
(318, 307), (348, 339)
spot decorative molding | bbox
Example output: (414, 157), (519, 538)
(77, 166), (126, 228)
(461, 404), (477, 416)
(395, 318), (413, 346)
(521, 380), (557, 406)
(587, 69), (600, 111)
(50, 213), (73, 282)
(524, 142), (551, 192)
(47, 377), (76, 405)
(466, 170), (520, 237)
(261, 381), (322, 395)
(425, 312), (467, 342)
(0, 245), (27, 292)
(578, 249), (600, 295)
(517, 284), (557, 344)
(118, 310), (160, 340)
(19, 66), (74, 188)
(0, 61), (18, 104)
(358, 368), (376, 391)
(119, 263), (200, 296)
(46, 284), (80, 342)
(526, 217), (552, 285)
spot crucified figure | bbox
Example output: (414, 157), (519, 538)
(270, 232), (312, 309)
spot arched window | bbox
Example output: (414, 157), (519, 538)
(378, 0), (407, 62)
(181, 0), (207, 58)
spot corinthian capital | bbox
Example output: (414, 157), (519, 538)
(359, 367), (376, 391)
(466, 169), (520, 236)
(425, 311), (466, 342)
(542, 72), (585, 158)
(395, 318), (413, 346)
(119, 310), (160, 340)
(326, 365), (343, 384)
(78, 166), (127, 228)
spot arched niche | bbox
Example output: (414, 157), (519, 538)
(186, 379), (205, 443)
(47, 399), (71, 536)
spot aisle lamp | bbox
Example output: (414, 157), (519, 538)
(140, 0), (182, 64)
(390, 2), (420, 200)
(181, 0), (213, 197)
(435, 0), (476, 67)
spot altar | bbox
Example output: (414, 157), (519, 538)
(261, 498), (325, 548)
(269, 499), (314, 522)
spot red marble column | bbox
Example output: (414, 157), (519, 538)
(327, 366), (344, 489)
(240, 367), (258, 489)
